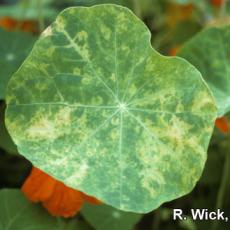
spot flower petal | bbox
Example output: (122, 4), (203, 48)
(43, 182), (84, 217)
(21, 167), (56, 202)
(83, 193), (102, 205)
(215, 117), (230, 134)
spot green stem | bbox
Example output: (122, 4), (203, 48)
(212, 152), (230, 230)
(37, 0), (45, 33)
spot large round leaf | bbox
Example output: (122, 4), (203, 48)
(178, 26), (230, 117)
(5, 5), (216, 213)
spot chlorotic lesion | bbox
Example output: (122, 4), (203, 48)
(100, 23), (111, 40)
(74, 31), (88, 42)
(41, 26), (52, 37)
(26, 116), (57, 140)
(26, 107), (73, 140)
(191, 89), (216, 115)
(64, 161), (89, 186)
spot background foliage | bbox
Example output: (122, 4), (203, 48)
(0, 0), (229, 229)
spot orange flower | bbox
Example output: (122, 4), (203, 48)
(215, 117), (230, 134)
(0, 17), (38, 33)
(211, 0), (223, 8)
(168, 46), (181, 56)
(22, 167), (101, 217)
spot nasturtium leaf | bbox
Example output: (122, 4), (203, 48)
(81, 203), (142, 230)
(5, 5), (216, 213)
(73, 0), (130, 6)
(0, 189), (91, 230)
(0, 28), (36, 99)
(0, 103), (17, 154)
(178, 26), (230, 117)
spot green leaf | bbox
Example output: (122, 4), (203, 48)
(5, 5), (216, 213)
(0, 189), (91, 230)
(0, 102), (18, 154)
(72, 0), (130, 6)
(170, 0), (206, 7)
(81, 203), (142, 230)
(178, 26), (230, 116)
(0, 28), (36, 99)
(171, 0), (194, 4)
(0, 0), (57, 20)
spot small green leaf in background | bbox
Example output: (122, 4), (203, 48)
(81, 203), (142, 230)
(0, 189), (91, 230)
(0, 28), (36, 99)
(178, 26), (230, 117)
(171, 0), (198, 5)
(5, 5), (216, 213)
(171, 0), (208, 8)
(0, 0), (57, 21)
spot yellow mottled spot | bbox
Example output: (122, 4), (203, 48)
(91, 96), (103, 104)
(66, 161), (89, 185)
(6, 95), (15, 104)
(82, 74), (91, 85)
(75, 31), (88, 42)
(140, 167), (164, 198)
(26, 107), (73, 140)
(110, 73), (116, 82)
(111, 117), (119, 125)
(121, 45), (131, 53)
(191, 90), (215, 114)
(73, 68), (81, 75)
(175, 103), (184, 112)
(167, 116), (191, 141)
(55, 107), (72, 125)
(27, 117), (57, 140)
(42, 26), (52, 37)
(136, 140), (166, 198)
(56, 16), (66, 31)
(145, 58), (155, 73)
(34, 82), (48, 91)
(117, 12), (127, 30)
(39, 63), (50, 71)
(79, 44), (90, 60)
(111, 130), (118, 140)
(185, 136), (205, 160)
(100, 24), (111, 40)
